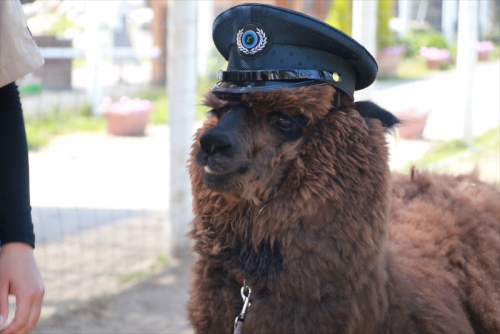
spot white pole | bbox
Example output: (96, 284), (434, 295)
(398, 0), (412, 38)
(352, 0), (378, 101)
(197, 0), (214, 76)
(416, 0), (428, 23)
(167, 1), (197, 258)
(84, 3), (103, 116)
(478, 0), (490, 40)
(442, 0), (458, 46)
(456, 0), (478, 147)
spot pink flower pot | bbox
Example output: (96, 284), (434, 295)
(377, 45), (405, 77)
(101, 96), (152, 136)
(104, 109), (151, 136)
(477, 41), (493, 61)
(478, 50), (491, 61)
(420, 47), (450, 69)
(394, 108), (431, 139)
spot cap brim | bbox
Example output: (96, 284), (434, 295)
(212, 80), (325, 94)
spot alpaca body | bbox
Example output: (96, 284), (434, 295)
(188, 174), (500, 334)
(387, 171), (500, 333)
(187, 86), (500, 334)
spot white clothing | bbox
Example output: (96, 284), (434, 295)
(0, 0), (44, 88)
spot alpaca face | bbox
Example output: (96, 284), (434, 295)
(194, 100), (306, 202)
(190, 85), (399, 206)
(190, 84), (375, 204)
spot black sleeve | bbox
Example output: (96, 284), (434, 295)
(0, 82), (35, 247)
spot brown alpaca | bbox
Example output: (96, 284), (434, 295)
(187, 84), (500, 334)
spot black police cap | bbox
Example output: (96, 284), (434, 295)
(211, 3), (378, 97)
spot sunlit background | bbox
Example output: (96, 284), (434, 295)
(9, 0), (500, 333)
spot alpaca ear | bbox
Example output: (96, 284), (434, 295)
(354, 101), (400, 130)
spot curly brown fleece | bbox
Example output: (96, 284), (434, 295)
(187, 85), (500, 334)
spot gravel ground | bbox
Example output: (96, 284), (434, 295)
(32, 256), (194, 334)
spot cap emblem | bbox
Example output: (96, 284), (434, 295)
(235, 23), (272, 59)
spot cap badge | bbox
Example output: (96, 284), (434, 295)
(235, 23), (272, 59)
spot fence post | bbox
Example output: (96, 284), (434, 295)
(457, 0), (478, 147)
(442, 0), (458, 46)
(167, 0), (197, 259)
(398, 0), (412, 38)
(352, 0), (378, 101)
(416, 0), (429, 23)
(197, 0), (214, 76)
(478, 0), (490, 40)
(84, 3), (103, 116)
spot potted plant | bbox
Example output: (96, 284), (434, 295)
(419, 46), (450, 69)
(375, 0), (405, 77)
(477, 40), (494, 61)
(394, 107), (431, 139)
(100, 96), (152, 136)
(377, 45), (405, 77)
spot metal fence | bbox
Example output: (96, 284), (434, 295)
(17, 0), (174, 322)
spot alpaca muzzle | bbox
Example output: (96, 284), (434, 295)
(199, 108), (244, 159)
(195, 108), (252, 192)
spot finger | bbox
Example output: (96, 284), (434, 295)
(25, 287), (44, 333)
(0, 281), (8, 329)
(0, 292), (32, 334)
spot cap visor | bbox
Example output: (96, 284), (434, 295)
(212, 80), (325, 93)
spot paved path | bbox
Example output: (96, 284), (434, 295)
(375, 61), (499, 170)
(29, 124), (172, 241)
(372, 61), (500, 141)
(29, 125), (170, 211)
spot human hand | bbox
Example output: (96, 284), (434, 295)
(0, 242), (44, 334)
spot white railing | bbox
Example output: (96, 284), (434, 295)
(39, 47), (161, 59)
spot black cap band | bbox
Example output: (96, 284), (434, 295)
(218, 70), (342, 82)
(212, 80), (324, 94)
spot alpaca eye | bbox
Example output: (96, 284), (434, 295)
(271, 114), (294, 130)
(269, 112), (302, 141)
(278, 117), (291, 125)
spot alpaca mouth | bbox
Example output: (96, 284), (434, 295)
(202, 165), (230, 176)
(201, 162), (248, 176)
(204, 165), (220, 175)
(201, 164), (249, 191)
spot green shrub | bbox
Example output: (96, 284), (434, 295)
(325, 0), (352, 36)
(48, 12), (76, 37)
(377, 0), (395, 50)
(25, 112), (105, 150)
(400, 126), (500, 172)
(326, 0), (396, 49)
(489, 42), (500, 61)
(138, 81), (212, 124)
(139, 88), (169, 124)
(400, 30), (448, 58)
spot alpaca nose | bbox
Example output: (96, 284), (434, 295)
(199, 107), (243, 155)
(199, 131), (233, 155)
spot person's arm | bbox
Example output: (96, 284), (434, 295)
(0, 82), (44, 333)
(0, 83), (35, 246)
